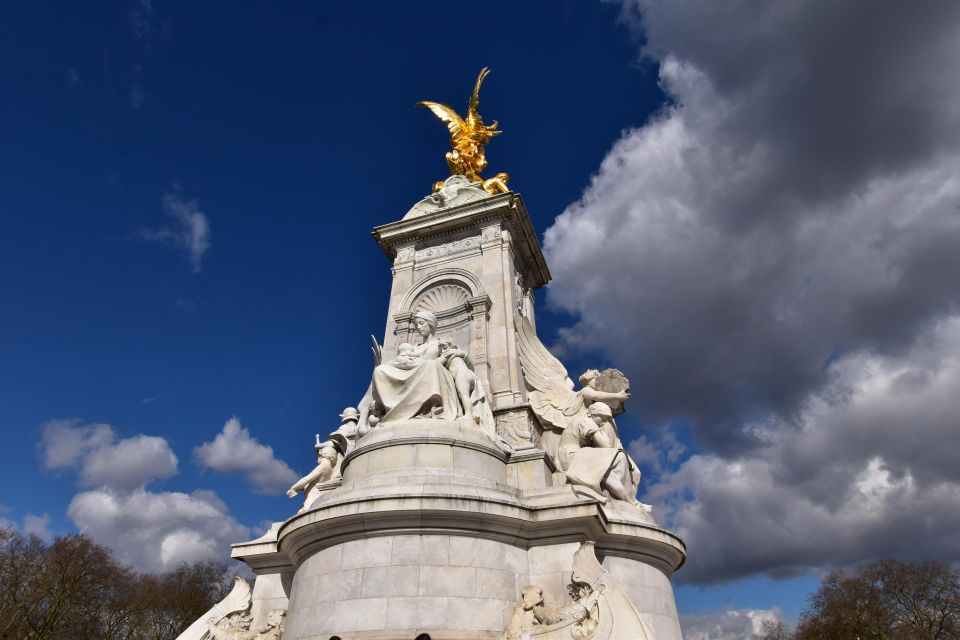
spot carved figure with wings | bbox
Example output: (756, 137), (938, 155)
(515, 313), (630, 434)
(417, 67), (510, 194)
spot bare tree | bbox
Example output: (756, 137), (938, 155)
(0, 527), (231, 640)
(795, 559), (960, 640)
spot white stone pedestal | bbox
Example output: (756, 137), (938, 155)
(233, 422), (685, 639)
(228, 187), (687, 639)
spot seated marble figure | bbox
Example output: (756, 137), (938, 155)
(368, 310), (500, 440)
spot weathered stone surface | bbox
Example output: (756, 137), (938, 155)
(223, 192), (686, 639)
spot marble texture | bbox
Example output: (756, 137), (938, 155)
(226, 192), (687, 639)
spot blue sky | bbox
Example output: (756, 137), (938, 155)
(4, 2), (960, 637)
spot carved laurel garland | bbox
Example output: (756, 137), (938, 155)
(413, 283), (471, 314)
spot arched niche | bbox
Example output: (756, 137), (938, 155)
(394, 268), (492, 383)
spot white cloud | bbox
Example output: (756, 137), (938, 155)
(38, 419), (253, 572)
(21, 513), (54, 542)
(68, 488), (249, 573)
(41, 419), (114, 470)
(194, 417), (298, 495)
(40, 420), (178, 492)
(682, 608), (784, 640)
(0, 510), (55, 542)
(140, 190), (211, 273)
(544, 0), (960, 582)
(80, 434), (178, 492)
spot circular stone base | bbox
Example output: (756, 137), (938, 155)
(252, 422), (685, 639)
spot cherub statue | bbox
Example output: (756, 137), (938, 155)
(418, 67), (510, 194)
(515, 313), (642, 505)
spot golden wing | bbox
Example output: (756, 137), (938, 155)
(417, 101), (466, 140)
(468, 67), (490, 123)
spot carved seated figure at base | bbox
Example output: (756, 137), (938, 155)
(501, 542), (652, 640)
(370, 310), (462, 423)
(560, 403), (640, 505)
(367, 310), (509, 449)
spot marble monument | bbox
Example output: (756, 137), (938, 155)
(178, 68), (685, 640)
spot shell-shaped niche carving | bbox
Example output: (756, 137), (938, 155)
(414, 283), (470, 314)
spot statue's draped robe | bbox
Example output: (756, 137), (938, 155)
(559, 418), (639, 497)
(372, 340), (461, 423)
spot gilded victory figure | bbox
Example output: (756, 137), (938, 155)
(417, 67), (510, 194)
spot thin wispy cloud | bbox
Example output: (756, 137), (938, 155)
(141, 392), (174, 405)
(129, 84), (145, 110)
(128, 0), (154, 41)
(65, 67), (81, 89)
(125, 0), (168, 111)
(140, 190), (212, 273)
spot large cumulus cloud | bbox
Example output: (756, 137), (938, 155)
(545, 0), (960, 582)
(194, 417), (298, 495)
(67, 487), (248, 573)
(40, 419), (249, 573)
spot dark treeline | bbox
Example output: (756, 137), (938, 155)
(755, 559), (960, 640)
(0, 527), (231, 640)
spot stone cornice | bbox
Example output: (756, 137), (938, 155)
(372, 192), (552, 289)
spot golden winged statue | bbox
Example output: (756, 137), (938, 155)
(417, 67), (510, 195)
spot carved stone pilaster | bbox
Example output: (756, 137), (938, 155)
(392, 311), (415, 346)
(466, 294), (492, 387)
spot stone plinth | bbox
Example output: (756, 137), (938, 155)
(233, 423), (685, 639)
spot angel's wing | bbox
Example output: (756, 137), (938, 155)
(516, 313), (582, 431)
(417, 101), (465, 140)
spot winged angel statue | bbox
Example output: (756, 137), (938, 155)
(418, 67), (510, 194)
(516, 314), (642, 506)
